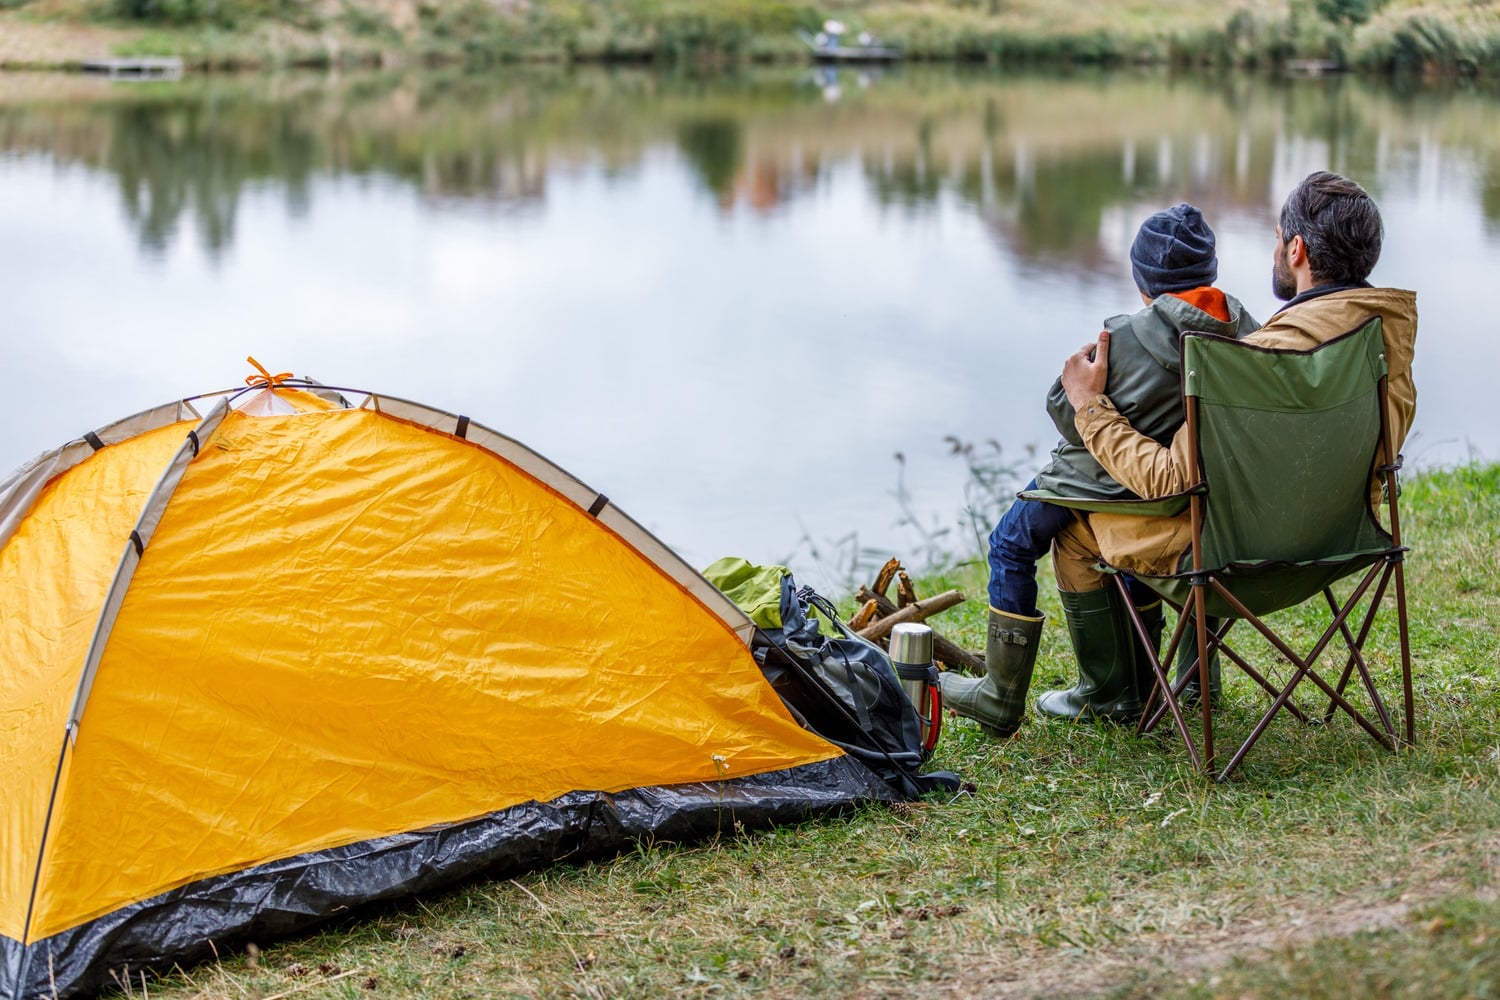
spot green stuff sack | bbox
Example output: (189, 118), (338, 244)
(703, 557), (839, 638)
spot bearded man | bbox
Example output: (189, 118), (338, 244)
(1046, 170), (1417, 711)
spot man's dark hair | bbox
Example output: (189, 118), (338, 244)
(1278, 171), (1384, 285)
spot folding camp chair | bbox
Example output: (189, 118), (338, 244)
(1026, 317), (1413, 782)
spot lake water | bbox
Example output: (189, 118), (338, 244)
(1, 67), (1495, 593)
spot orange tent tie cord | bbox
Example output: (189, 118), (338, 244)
(244, 356), (293, 389)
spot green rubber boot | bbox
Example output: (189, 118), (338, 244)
(1176, 612), (1223, 707)
(939, 607), (1044, 738)
(1037, 587), (1144, 724)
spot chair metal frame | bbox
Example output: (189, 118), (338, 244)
(1104, 341), (1415, 782)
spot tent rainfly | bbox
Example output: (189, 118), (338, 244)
(0, 370), (897, 999)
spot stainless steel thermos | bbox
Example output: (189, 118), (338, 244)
(889, 622), (942, 753)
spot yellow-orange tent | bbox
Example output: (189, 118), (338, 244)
(0, 376), (891, 999)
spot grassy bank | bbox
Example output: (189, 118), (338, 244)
(120, 463), (1500, 998)
(2, 0), (1500, 75)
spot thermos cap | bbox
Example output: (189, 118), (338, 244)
(889, 622), (934, 665)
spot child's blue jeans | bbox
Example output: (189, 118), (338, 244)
(987, 478), (1154, 615)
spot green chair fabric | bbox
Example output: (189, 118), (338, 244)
(1169, 318), (1394, 617)
(1024, 319), (1395, 618)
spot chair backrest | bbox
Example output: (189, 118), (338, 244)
(1183, 317), (1393, 583)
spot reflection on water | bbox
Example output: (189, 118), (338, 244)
(11, 69), (1498, 263)
(2, 67), (1496, 590)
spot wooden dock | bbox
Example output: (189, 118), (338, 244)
(808, 45), (902, 64)
(81, 57), (184, 78)
(796, 29), (902, 64)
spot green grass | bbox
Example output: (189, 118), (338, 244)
(121, 463), (1500, 998)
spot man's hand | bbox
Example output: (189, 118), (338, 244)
(1061, 330), (1110, 410)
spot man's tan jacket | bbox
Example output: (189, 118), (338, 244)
(1062, 286), (1418, 582)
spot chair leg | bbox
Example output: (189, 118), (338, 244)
(1143, 615), (1317, 735)
(1174, 612), (1223, 708)
(1193, 583), (1214, 774)
(1139, 607), (1189, 736)
(1211, 569), (1395, 781)
(1395, 557), (1415, 746)
(1128, 562), (1411, 781)
(1321, 574), (1397, 737)
(1116, 581), (1201, 772)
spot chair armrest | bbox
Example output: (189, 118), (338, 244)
(1018, 487), (1193, 519)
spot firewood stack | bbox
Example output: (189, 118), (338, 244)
(846, 558), (985, 675)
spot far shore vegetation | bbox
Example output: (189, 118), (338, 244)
(2, 0), (1500, 77)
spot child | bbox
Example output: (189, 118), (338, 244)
(942, 204), (1258, 736)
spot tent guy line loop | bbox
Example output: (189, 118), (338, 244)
(244, 356), (293, 390)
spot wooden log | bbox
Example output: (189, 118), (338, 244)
(935, 640), (987, 676)
(856, 586), (985, 674)
(872, 558), (901, 599)
(896, 570), (917, 609)
(857, 589), (965, 641)
(856, 586), (962, 626)
(847, 598), (880, 631)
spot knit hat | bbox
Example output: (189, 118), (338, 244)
(1130, 203), (1218, 297)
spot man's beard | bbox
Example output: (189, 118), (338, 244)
(1272, 250), (1297, 301)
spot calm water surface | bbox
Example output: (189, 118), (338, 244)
(1, 67), (1495, 591)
